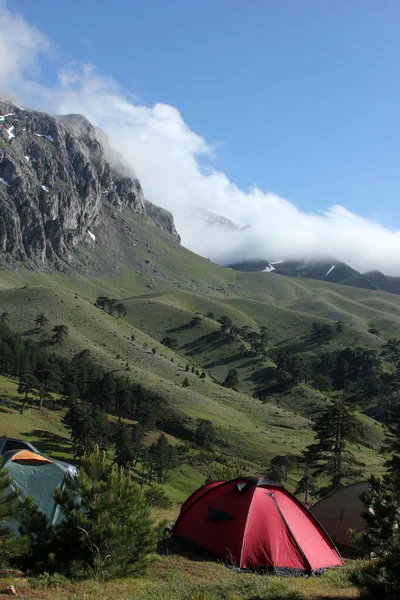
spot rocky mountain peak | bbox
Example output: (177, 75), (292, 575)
(0, 100), (179, 270)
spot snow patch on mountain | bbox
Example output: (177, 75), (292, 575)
(0, 113), (15, 121)
(263, 263), (275, 272)
(325, 265), (335, 278)
(35, 133), (55, 143)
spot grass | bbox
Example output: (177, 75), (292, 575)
(0, 207), (394, 501)
(0, 210), (396, 600)
(0, 553), (362, 599)
(0, 376), (73, 462)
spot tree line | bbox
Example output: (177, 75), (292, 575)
(0, 321), (168, 428)
(94, 296), (127, 317)
(265, 342), (393, 406)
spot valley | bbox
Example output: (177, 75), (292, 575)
(0, 99), (399, 599)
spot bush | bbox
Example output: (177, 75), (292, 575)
(350, 560), (400, 599)
(0, 465), (32, 568)
(23, 449), (157, 579)
(143, 484), (173, 509)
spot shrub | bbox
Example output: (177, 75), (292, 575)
(0, 465), (32, 568)
(143, 484), (173, 509)
(23, 449), (157, 579)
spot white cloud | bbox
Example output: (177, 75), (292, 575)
(0, 2), (50, 96)
(1, 4), (400, 275)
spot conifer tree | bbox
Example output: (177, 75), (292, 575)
(115, 302), (127, 318)
(195, 419), (215, 449)
(36, 384), (53, 411)
(353, 405), (400, 598)
(63, 401), (112, 457)
(301, 396), (364, 493)
(35, 313), (49, 331)
(151, 434), (178, 484)
(27, 450), (157, 579)
(295, 466), (319, 504)
(161, 336), (178, 349)
(270, 455), (296, 482)
(17, 373), (38, 414)
(114, 423), (137, 468)
(52, 324), (69, 345)
(223, 368), (239, 389)
(0, 465), (32, 567)
(131, 424), (146, 467)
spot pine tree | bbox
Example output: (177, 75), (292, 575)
(161, 336), (178, 349)
(30, 449), (157, 579)
(295, 466), (319, 504)
(36, 384), (53, 410)
(151, 434), (178, 484)
(131, 424), (146, 467)
(17, 373), (38, 415)
(114, 423), (137, 468)
(95, 296), (110, 311)
(63, 402), (112, 457)
(301, 396), (364, 493)
(269, 455), (297, 482)
(195, 419), (215, 449)
(182, 377), (190, 388)
(35, 313), (49, 331)
(223, 368), (239, 389)
(0, 465), (32, 567)
(52, 324), (69, 345)
(218, 316), (232, 332)
(115, 303), (127, 318)
(353, 405), (400, 598)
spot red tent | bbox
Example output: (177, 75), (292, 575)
(172, 477), (342, 575)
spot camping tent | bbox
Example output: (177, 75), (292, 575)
(310, 482), (369, 556)
(2, 449), (77, 533)
(172, 477), (342, 575)
(0, 436), (40, 455)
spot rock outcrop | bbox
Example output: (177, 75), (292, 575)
(0, 101), (179, 269)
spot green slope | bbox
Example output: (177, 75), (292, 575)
(0, 208), (394, 497)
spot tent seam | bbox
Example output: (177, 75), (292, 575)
(238, 484), (257, 569)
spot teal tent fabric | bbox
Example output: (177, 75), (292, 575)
(1, 449), (77, 533)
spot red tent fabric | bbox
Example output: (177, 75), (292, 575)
(172, 477), (342, 575)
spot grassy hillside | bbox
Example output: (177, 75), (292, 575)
(0, 554), (362, 599)
(0, 207), (396, 501)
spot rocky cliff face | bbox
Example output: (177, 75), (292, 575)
(0, 101), (179, 269)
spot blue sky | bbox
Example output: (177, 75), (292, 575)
(1, 0), (400, 272)
(11, 0), (400, 225)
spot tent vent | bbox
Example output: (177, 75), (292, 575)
(206, 505), (235, 522)
(234, 482), (252, 495)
